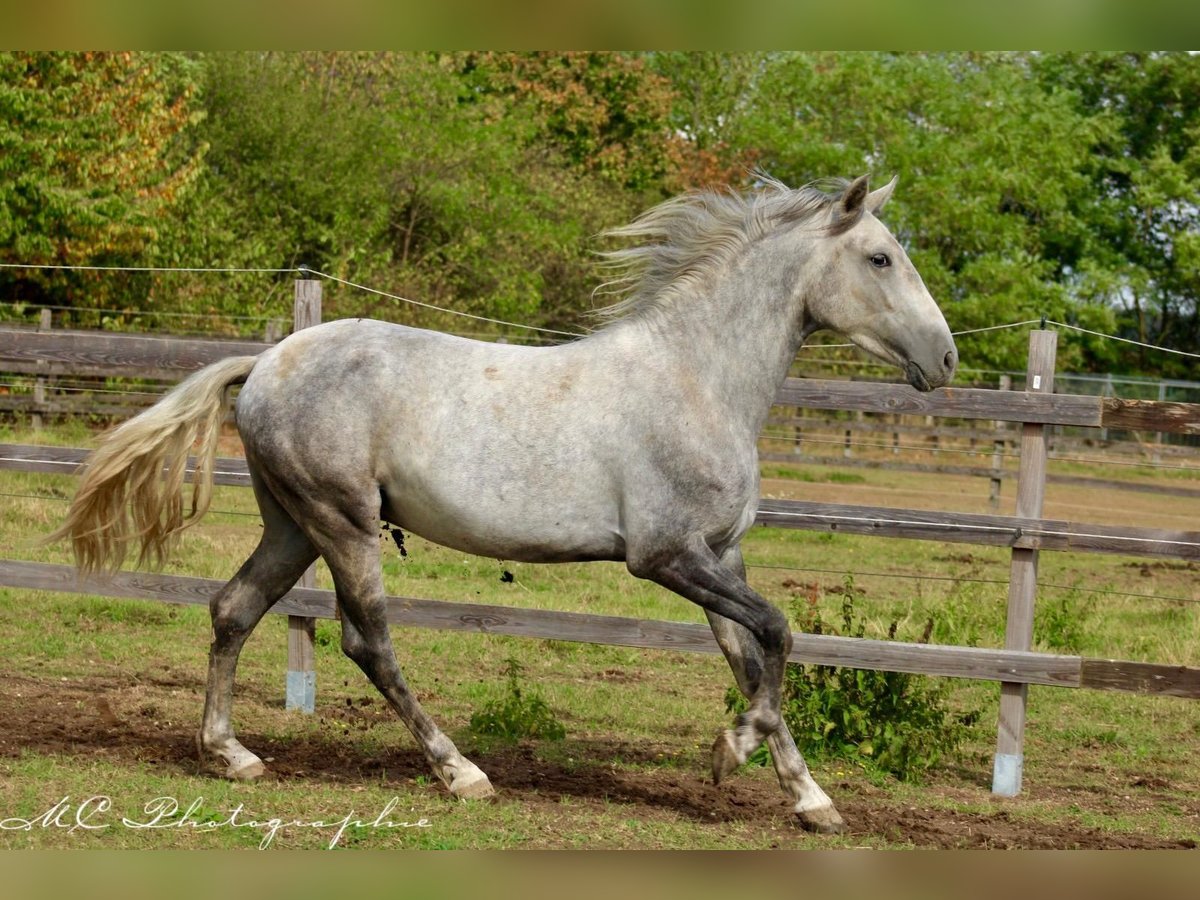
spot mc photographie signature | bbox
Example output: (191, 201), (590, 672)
(0, 795), (432, 848)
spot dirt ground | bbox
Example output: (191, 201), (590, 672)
(3, 671), (1195, 849)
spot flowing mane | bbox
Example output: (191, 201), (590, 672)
(592, 175), (853, 326)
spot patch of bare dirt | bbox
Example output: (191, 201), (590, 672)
(0, 673), (1194, 849)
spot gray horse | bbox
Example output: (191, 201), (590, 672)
(52, 174), (955, 833)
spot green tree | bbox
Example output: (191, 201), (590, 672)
(1034, 52), (1200, 376)
(456, 52), (680, 196)
(0, 51), (205, 310)
(732, 52), (1122, 373)
(161, 51), (618, 332)
(646, 51), (766, 189)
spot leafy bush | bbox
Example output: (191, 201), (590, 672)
(469, 657), (566, 742)
(727, 578), (977, 782)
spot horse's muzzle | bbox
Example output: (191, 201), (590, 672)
(905, 346), (956, 392)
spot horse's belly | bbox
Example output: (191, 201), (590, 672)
(381, 474), (626, 564)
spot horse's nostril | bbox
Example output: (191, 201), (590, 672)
(943, 349), (956, 373)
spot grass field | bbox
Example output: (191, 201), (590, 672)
(0, 420), (1197, 849)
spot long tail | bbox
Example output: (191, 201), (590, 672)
(48, 355), (260, 574)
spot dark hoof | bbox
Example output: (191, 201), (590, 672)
(797, 805), (848, 834)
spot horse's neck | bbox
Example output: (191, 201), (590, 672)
(618, 242), (814, 439)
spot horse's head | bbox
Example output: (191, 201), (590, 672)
(806, 175), (956, 391)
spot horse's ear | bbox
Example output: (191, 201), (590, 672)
(867, 175), (898, 214)
(841, 174), (871, 216)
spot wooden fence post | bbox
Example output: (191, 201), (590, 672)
(286, 278), (322, 714)
(32, 309), (51, 429)
(992, 330), (1056, 796)
(989, 374), (1011, 510)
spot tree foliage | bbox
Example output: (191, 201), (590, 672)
(2, 51), (1197, 375)
(728, 52), (1123, 372)
(1033, 52), (1200, 377)
(0, 51), (204, 308)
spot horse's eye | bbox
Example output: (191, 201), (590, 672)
(870, 253), (891, 268)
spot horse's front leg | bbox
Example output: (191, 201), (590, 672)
(631, 537), (790, 785)
(704, 545), (847, 834)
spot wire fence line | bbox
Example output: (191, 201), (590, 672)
(760, 506), (1200, 551)
(0, 380), (171, 398)
(0, 489), (261, 519)
(0, 299), (281, 323)
(4, 259), (1200, 360)
(760, 431), (1200, 473)
(743, 561), (1198, 606)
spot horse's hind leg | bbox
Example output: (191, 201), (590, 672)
(301, 505), (493, 800)
(198, 476), (318, 779)
(704, 546), (847, 834)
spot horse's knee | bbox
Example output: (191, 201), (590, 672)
(209, 594), (263, 643)
(739, 705), (781, 736)
(759, 605), (792, 658)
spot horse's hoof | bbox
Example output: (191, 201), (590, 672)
(228, 759), (266, 781)
(711, 730), (741, 785)
(797, 805), (848, 835)
(449, 768), (495, 800)
(197, 731), (265, 781)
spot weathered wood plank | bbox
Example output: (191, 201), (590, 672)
(0, 395), (158, 416)
(1080, 658), (1200, 698)
(993, 330), (1057, 796)
(788, 632), (1080, 687)
(1102, 397), (1200, 436)
(10, 559), (1200, 695)
(759, 451), (1200, 500)
(0, 560), (1094, 689)
(755, 499), (1200, 561)
(6, 326), (1198, 435)
(0, 326), (270, 379)
(287, 278), (322, 713)
(775, 378), (1103, 427)
(765, 412), (1197, 458)
(0, 443), (251, 487)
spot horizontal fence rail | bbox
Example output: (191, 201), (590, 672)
(777, 378), (1200, 435)
(758, 451), (1200, 500)
(3, 443), (1196, 561)
(756, 498), (1200, 561)
(0, 326), (271, 379)
(3, 560), (1197, 699)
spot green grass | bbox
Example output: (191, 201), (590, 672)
(0, 422), (1197, 848)
(760, 464), (867, 484)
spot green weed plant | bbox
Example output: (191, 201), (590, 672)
(728, 577), (978, 782)
(469, 657), (566, 742)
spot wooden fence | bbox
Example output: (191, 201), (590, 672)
(1, 285), (1199, 798)
(6, 315), (1196, 509)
